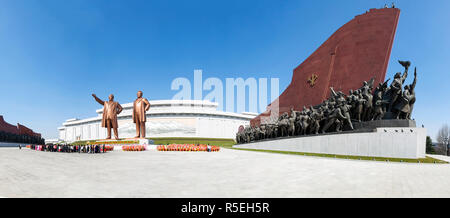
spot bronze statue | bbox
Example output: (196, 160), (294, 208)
(235, 60), (419, 144)
(288, 107), (297, 136)
(277, 112), (290, 137)
(299, 111), (310, 135)
(354, 90), (366, 122)
(361, 79), (374, 121)
(372, 80), (389, 120)
(310, 107), (324, 134)
(385, 61), (409, 111)
(132, 91), (151, 138)
(407, 68), (417, 119)
(394, 68), (417, 119)
(92, 94), (123, 140)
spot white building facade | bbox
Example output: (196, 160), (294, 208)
(58, 100), (256, 142)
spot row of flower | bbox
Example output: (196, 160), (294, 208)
(92, 140), (139, 145)
(122, 145), (147, 151)
(104, 145), (114, 151)
(157, 144), (220, 152)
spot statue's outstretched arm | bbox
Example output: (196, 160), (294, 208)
(92, 94), (104, 105)
(336, 108), (346, 119)
(401, 68), (408, 83)
(398, 60), (410, 82)
(368, 77), (375, 90)
(330, 87), (337, 98)
(383, 78), (390, 87)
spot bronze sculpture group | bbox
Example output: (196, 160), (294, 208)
(236, 60), (418, 144)
(92, 91), (150, 140)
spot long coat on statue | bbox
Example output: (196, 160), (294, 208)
(101, 101), (123, 128)
(133, 98), (150, 123)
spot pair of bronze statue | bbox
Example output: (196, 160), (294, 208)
(92, 91), (150, 140)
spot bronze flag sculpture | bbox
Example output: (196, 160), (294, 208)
(132, 91), (151, 138)
(92, 94), (123, 140)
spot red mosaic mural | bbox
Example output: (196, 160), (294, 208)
(0, 115), (41, 137)
(252, 8), (400, 125)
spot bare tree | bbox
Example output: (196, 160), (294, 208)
(435, 124), (450, 155)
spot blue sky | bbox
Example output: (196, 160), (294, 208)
(1, 0), (449, 140)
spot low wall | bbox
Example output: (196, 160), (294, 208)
(0, 142), (29, 147)
(233, 128), (426, 159)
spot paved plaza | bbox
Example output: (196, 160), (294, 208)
(0, 147), (450, 198)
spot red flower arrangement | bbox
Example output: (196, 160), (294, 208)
(157, 144), (220, 152)
(104, 145), (114, 152)
(122, 145), (146, 151)
(92, 140), (138, 145)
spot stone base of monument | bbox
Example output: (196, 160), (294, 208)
(234, 126), (426, 159)
(350, 119), (416, 131)
(94, 138), (157, 151)
(0, 142), (29, 147)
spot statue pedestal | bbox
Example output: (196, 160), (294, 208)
(351, 119), (416, 131)
(234, 127), (426, 159)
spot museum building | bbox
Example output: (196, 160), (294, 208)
(58, 100), (256, 142)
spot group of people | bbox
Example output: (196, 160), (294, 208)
(30, 144), (108, 153)
(236, 60), (417, 144)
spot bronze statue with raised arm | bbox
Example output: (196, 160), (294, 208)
(132, 91), (151, 138)
(92, 94), (123, 140)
